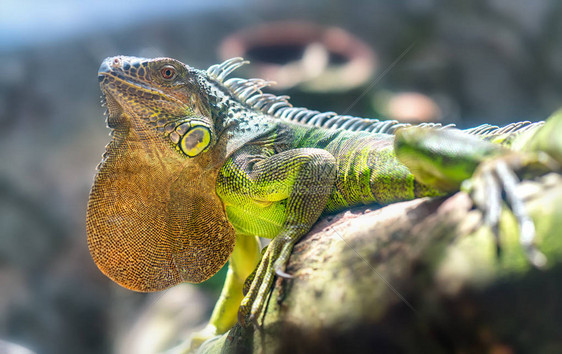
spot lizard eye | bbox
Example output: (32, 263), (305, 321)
(179, 123), (212, 157)
(160, 66), (176, 80)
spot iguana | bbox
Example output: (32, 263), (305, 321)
(87, 56), (561, 346)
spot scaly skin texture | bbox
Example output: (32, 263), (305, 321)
(88, 57), (238, 293)
(87, 56), (556, 347)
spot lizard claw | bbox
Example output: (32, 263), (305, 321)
(237, 234), (297, 328)
(493, 159), (547, 267)
(250, 313), (260, 330)
(274, 266), (293, 279)
(465, 153), (552, 268)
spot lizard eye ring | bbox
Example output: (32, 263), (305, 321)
(179, 123), (212, 157)
(160, 66), (176, 80)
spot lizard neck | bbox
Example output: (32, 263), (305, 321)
(199, 74), (275, 159)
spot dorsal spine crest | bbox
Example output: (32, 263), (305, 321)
(206, 58), (543, 137)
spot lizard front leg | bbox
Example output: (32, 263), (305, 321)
(217, 147), (337, 326)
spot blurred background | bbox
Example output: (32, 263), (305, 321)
(1, 0), (561, 353)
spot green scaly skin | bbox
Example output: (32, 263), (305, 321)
(89, 56), (560, 349)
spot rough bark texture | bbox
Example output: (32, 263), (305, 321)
(202, 173), (562, 354)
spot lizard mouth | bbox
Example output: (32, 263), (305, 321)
(98, 56), (146, 127)
(98, 59), (121, 122)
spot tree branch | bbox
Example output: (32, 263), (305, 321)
(204, 173), (562, 353)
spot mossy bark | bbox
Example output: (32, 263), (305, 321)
(202, 173), (562, 353)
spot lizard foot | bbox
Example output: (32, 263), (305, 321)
(238, 236), (295, 327)
(464, 152), (559, 268)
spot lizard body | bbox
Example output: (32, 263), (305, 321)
(88, 56), (558, 343)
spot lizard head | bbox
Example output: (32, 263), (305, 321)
(87, 56), (236, 292)
(98, 56), (216, 157)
